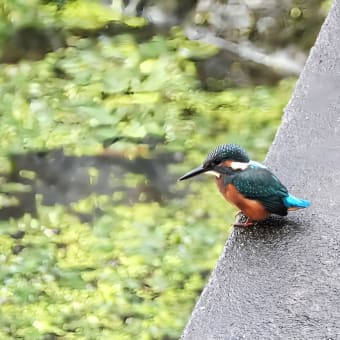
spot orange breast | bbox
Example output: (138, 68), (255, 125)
(215, 178), (269, 221)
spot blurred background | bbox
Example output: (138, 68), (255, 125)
(0, 0), (329, 338)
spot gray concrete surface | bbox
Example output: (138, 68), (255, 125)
(181, 1), (340, 339)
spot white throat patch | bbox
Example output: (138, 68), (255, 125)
(204, 170), (221, 178)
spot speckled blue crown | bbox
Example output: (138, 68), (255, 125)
(204, 144), (250, 166)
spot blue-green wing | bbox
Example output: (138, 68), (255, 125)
(232, 168), (289, 215)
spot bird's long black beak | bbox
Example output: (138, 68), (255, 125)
(178, 165), (208, 181)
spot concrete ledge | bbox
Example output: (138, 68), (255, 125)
(182, 1), (340, 338)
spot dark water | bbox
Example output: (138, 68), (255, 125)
(1, 148), (183, 220)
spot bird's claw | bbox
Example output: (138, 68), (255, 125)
(234, 211), (243, 218)
(232, 212), (254, 227)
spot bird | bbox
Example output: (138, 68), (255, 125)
(178, 143), (310, 227)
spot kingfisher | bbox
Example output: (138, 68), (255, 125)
(178, 144), (310, 227)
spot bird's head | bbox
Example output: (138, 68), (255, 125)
(178, 144), (250, 181)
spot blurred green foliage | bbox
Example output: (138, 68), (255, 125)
(0, 0), (295, 338)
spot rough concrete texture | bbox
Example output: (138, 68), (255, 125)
(182, 1), (340, 339)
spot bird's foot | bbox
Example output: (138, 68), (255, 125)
(232, 213), (254, 228)
(234, 211), (243, 218)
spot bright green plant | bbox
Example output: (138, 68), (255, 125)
(0, 0), (295, 338)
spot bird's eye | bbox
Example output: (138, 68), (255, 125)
(204, 161), (213, 168)
(204, 159), (222, 168)
(210, 160), (220, 167)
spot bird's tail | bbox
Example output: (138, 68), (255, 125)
(283, 194), (311, 210)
